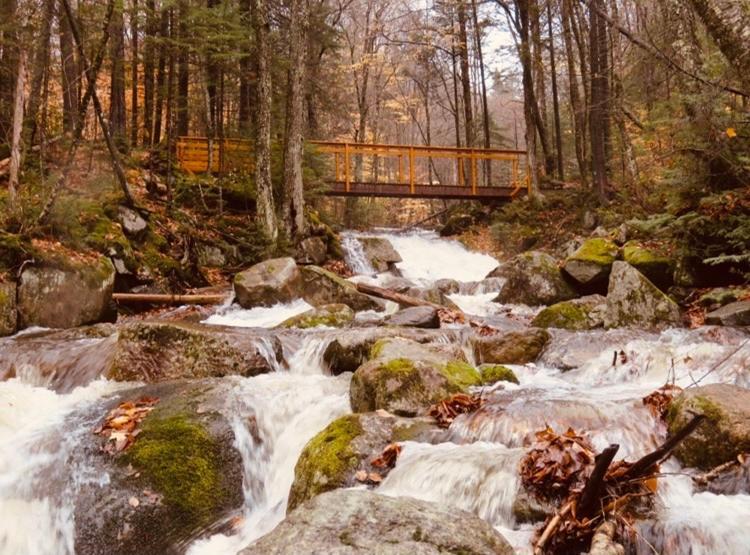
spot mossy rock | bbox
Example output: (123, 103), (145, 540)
(287, 412), (441, 512)
(562, 238), (619, 291)
(479, 364), (519, 385)
(299, 265), (381, 311)
(698, 287), (749, 310)
(350, 338), (479, 416)
(278, 303), (354, 329)
(531, 295), (606, 331)
(491, 251), (577, 306)
(472, 328), (550, 365)
(74, 380), (244, 555)
(357, 237), (402, 272)
(0, 281), (17, 336)
(667, 384), (750, 470)
(622, 241), (674, 289)
(108, 322), (282, 381)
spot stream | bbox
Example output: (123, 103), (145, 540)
(1, 230), (749, 554)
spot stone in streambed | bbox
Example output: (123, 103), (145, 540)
(562, 238), (619, 291)
(490, 251), (577, 306)
(531, 295), (606, 331)
(298, 265), (381, 311)
(357, 236), (402, 272)
(241, 489), (514, 555)
(385, 306), (440, 328)
(233, 257), (302, 308)
(74, 380), (244, 555)
(603, 262), (681, 330)
(287, 411), (441, 512)
(0, 280), (17, 336)
(295, 236), (328, 265)
(667, 384), (750, 470)
(17, 255), (116, 329)
(622, 240), (674, 289)
(350, 337), (480, 416)
(705, 301), (750, 326)
(472, 328), (550, 365)
(278, 303), (354, 329)
(479, 364), (519, 385)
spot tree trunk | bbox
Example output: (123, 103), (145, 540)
(561, 0), (587, 184)
(24, 0), (54, 146)
(517, 0), (541, 197)
(8, 50), (26, 206)
(548, 1), (564, 180)
(59, 0), (79, 134)
(251, 0), (277, 242)
(456, 0), (473, 148)
(152, 8), (168, 145)
(531, 0), (554, 175)
(238, 0), (252, 134)
(0, 0), (18, 147)
(176, 0), (189, 136)
(281, 0), (309, 240)
(109, 0), (127, 150)
(130, 0), (139, 145)
(143, 0), (156, 146)
(470, 0), (491, 185)
(589, 0), (610, 200)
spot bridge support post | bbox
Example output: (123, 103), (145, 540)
(470, 150), (478, 196)
(344, 142), (351, 192)
(409, 146), (415, 194)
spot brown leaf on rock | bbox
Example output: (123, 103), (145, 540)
(428, 393), (483, 428)
(642, 384), (682, 420)
(95, 396), (160, 454)
(371, 443), (402, 469)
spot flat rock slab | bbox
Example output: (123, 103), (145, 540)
(385, 306), (440, 328)
(706, 301), (750, 326)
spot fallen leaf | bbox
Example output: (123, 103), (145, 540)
(354, 470), (368, 482)
(128, 496), (140, 508)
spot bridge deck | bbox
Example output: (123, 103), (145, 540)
(324, 182), (524, 200)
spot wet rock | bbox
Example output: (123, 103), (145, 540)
(693, 456), (750, 495)
(376, 275), (416, 292)
(461, 277), (505, 295)
(0, 280), (17, 336)
(405, 285), (461, 311)
(295, 236), (327, 265)
(299, 265), (381, 311)
(531, 295), (606, 331)
(17, 255), (116, 329)
(490, 251), (577, 306)
(279, 303), (354, 329)
(705, 301), (750, 326)
(439, 213), (474, 237)
(563, 238), (619, 291)
(668, 384), (750, 470)
(242, 489), (513, 555)
(108, 322), (282, 382)
(472, 328), (550, 365)
(538, 328), (651, 371)
(233, 257), (302, 308)
(603, 262), (681, 330)
(350, 337), (478, 416)
(435, 278), (461, 294)
(622, 241), (674, 289)
(75, 380), (244, 555)
(287, 412), (441, 511)
(385, 306), (440, 329)
(117, 205), (148, 238)
(587, 522), (625, 555)
(479, 364), (519, 385)
(197, 244), (226, 268)
(512, 489), (554, 524)
(357, 237), (402, 272)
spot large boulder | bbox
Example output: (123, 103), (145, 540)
(705, 301), (750, 326)
(75, 380), (244, 555)
(358, 236), (402, 272)
(350, 337), (480, 416)
(490, 251), (577, 306)
(667, 384), (750, 470)
(299, 265), (381, 311)
(240, 490), (514, 555)
(622, 241), (674, 289)
(603, 262), (681, 330)
(17, 255), (115, 329)
(385, 306), (440, 329)
(287, 412), (440, 511)
(279, 303), (354, 329)
(531, 295), (606, 331)
(472, 328), (550, 365)
(108, 322), (282, 382)
(0, 280), (17, 336)
(295, 236), (328, 265)
(405, 285), (461, 311)
(563, 238), (619, 291)
(233, 257), (302, 308)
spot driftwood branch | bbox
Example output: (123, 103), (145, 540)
(355, 282), (452, 312)
(579, 444), (620, 518)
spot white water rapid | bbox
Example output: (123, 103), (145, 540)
(0, 229), (748, 554)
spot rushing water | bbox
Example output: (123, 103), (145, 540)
(0, 229), (749, 554)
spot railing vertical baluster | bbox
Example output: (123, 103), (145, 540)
(458, 156), (464, 186)
(344, 143), (351, 192)
(409, 146), (415, 194)
(334, 152), (340, 181)
(399, 154), (404, 184)
(470, 150), (477, 195)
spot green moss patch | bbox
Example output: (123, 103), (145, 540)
(125, 414), (223, 523)
(440, 360), (482, 390)
(570, 238), (619, 266)
(479, 365), (519, 385)
(532, 301), (590, 330)
(288, 414), (363, 511)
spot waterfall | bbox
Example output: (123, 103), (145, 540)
(340, 233), (374, 275)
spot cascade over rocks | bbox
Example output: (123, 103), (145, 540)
(278, 303), (354, 329)
(531, 295), (606, 331)
(562, 238), (619, 291)
(287, 411), (441, 511)
(357, 236), (402, 272)
(75, 380), (244, 555)
(17, 255), (116, 329)
(668, 384), (750, 470)
(385, 306), (440, 328)
(233, 257), (302, 308)
(350, 337), (481, 416)
(241, 489), (514, 555)
(603, 262), (681, 330)
(472, 328), (550, 365)
(0, 281), (17, 336)
(490, 251), (577, 306)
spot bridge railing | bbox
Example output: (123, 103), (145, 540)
(309, 141), (529, 196)
(176, 136), (253, 173)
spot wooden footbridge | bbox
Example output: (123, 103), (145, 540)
(176, 137), (529, 201)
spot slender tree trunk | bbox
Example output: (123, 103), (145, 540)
(143, 0), (156, 145)
(251, 0), (277, 242)
(0, 0), (18, 147)
(281, 0), (309, 239)
(109, 0), (127, 150)
(517, 0), (540, 197)
(530, 0), (554, 175)
(176, 0), (189, 136)
(548, 1), (564, 179)
(456, 0), (473, 148)
(59, 1), (78, 134)
(25, 0), (54, 146)
(152, 8), (168, 145)
(561, 0), (587, 184)
(8, 50), (26, 206)
(238, 0), (252, 134)
(130, 0), (139, 145)
(589, 0), (610, 200)
(470, 0), (491, 185)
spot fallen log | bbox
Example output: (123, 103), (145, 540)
(112, 293), (227, 305)
(355, 282), (447, 311)
(578, 444), (620, 519)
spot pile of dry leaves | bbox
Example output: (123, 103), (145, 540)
(355, 443), (402, 485)
(323, 259), (354, 278)
(428, 393), (483, 428)
(94, 397), (160, 454)
(642, 384), (682, 420)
